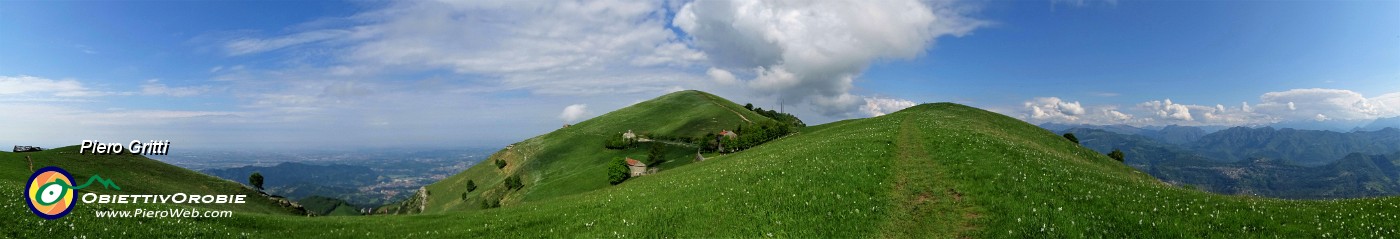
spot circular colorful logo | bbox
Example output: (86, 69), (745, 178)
(26, 166), (76, 220)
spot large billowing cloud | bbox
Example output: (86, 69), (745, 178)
(674, 0), (983, 116)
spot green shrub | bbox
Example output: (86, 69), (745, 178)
(466, 180), (477, 192)
(607, 157), (630, 185)
(505, 175), (524, 190)
(495, 159), (507, 169)
(604, 136), (637, 149)
(1108, 149), (1125, 162)
(479, 195), (500, 209)
(646, 143), (666, 165)
(1063, 133), (1079, 144)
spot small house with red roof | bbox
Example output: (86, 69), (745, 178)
(625, 157), (648, 176)
(718, 130), (738, 139)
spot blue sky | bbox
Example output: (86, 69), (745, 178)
(2, 0), (1397, 149)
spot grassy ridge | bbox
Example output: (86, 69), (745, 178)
(3, 95), (1399, 237)
(896, 103), (1400, 237)
(0, 146), (299, 215)
(401, 90), (779, 213)
(0, 146), (302, 238)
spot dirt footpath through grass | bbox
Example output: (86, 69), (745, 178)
(879, 111), (979, 238)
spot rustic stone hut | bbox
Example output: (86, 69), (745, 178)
(623, 130), (636, 139)
(718, 130), (738, 139)
(625, 157), (648, 176)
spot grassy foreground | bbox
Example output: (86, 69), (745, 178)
(4, 102), (1399, 237)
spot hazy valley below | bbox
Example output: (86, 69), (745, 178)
(153, 148), (494, 208)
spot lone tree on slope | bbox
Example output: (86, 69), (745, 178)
(1108, 149), (1125, 162)
(1063, 133), (1079, 145)
(249, 172), (265, 191)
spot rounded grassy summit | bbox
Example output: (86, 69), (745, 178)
(3, 90), (1396, 237)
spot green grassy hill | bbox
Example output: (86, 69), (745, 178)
(300, 196), (362, 216)
(385, 90), (780, 214)
(0, 146), (302, 215)
(0, 145), (305, 238)
(4, 92), (1399, 237)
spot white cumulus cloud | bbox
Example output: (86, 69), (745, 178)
(559, 104), (590, 123)
(1020, 88), (1400, 127)
(706, 67), (738, 85)
(1022, 97), (1139, 125)
(860, 97), (917, 117)
(1138, 99), (1194, 121)
(1254, 88), (1385, 121)
(674, 0), (983, 116)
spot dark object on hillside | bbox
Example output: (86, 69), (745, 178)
(250, 172), (265, 190)
(607, 157), (630, 185)
(625, 157), (651, 176)
(466, 180), (477, 192)
(1063, 133), (1079, 144)
(13, 145), (44, 152)
(505, 175), (524, 190)
(1108, 149), (1125, 162)
(495, 158), (508, 169)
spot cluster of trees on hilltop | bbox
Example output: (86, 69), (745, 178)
(706, 121), (792, 153)
(602, 102), (806, 155)
(744, 103), (805, 128)
(604, 136), (639, 149)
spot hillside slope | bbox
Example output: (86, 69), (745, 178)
(389, 90), (781, 213)
(263, 102), (1394, 237)
(0, 146), (302, 215)
(5, 98), (1398, 237)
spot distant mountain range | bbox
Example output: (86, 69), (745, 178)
(1192, 127), (1400, 165)
(1055, 125), (1400, 199)
(1043, 115), (1400, 136)
(1038, 123), (1226, 146)
(1357, 116), (1400, 132)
